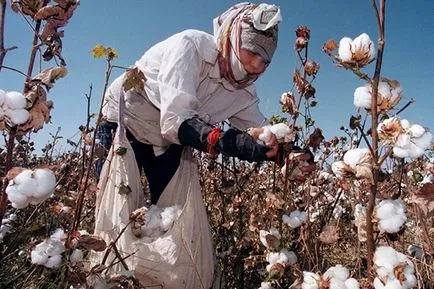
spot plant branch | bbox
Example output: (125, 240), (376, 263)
(0, 0), (18, 71)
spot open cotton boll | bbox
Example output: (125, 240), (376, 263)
(409, 124), (425, 138)
(343, 148), (370, 169)
(375, 199), (405, 220)
(5, 108), (29, 125)
(282, 210), (307, 228)
(266, 251), (280, 266)
(0, 89), (6, 105)
(258, 126), (272, 144)
(353, 86), (371, 109)
(270, 123), (290, 140)
(259, 282), (273, 289)
(160, 205), (181, 232)
(5, 186), (29, 209)
(374, 246), (401, 273)
(345, 278), (360, 289)
(301, 271), (320, 289)
(413, 131), (432, 151)
(352, 33), (376, 61)
(323, 264), (350, 281)
(278, 248), (297, 266)
(378, 216), (407, 233)
(31, 249), (49, 265)
(33, 168), (57, 198)
(5, 91), (27, 109)
(45, 254), (63, 268)
(338, 37), (353, 62)
(259, 228), (281, 249)
(141, 205), (164, 237)
(70, 249), (84, 264)
(329, 278), (346, 289)
(51, 228), (66, 242)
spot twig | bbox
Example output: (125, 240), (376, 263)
(0, 65), (25, 76)
(366, 1), (386, 286)
(395, 98), (415, 116)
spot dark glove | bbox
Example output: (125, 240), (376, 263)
(178, 117), (270, 162)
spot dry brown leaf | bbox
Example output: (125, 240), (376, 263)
(411, 183), (434, 217)
(280, 92), (298, 116)
(78, 235), (107, 251)
(265, 234), (281, 250)
(24, 84), (47, 106)
(319, 225), (340, 244)
(34, 5), (65, 21)
(6, 167), (25, 180)
(324, 39), (338, 51)
(307, 128), (324, 151)
(17, 99), (53, 135)
(123, 67), (146, 92)
(10, 0), (44, 17)
(33, 66), (68, 89)
(355, 165), (374, 184)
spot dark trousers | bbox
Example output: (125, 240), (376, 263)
(95, 122), (183, 204)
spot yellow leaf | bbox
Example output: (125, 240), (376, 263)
(106, 47), (118, 61)
(123, 67), (146, 92)
(92, 44), (106, 58)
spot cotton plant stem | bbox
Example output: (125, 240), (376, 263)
(366, 0), (386, 286)
(72, 60), (113, 231)
(0, 127), (16, 224)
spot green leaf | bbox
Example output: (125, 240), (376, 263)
(116, 146), (127, 155)
(118, 181), (131, 195)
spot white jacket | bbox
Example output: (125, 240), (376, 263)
(102, 29), (267, 150)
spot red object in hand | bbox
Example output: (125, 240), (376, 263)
(207, 128), (222, 157)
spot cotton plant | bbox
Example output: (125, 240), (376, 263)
(301, 265), (360, 289)
(332, 148), (373, 183)
(5, 168), (57, 209)
(31, 228), (66, 269)
(265, 248), (297, 272)
(377, 117), (432, 159)
(0, 89), (30, 127)
(373, 246), (417, 289)
(282, 210), (307, 229)
(338, 33), (376, 67)
(353, 78), (403, 113)
(374, 199), (407, 233)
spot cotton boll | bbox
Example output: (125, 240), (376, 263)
(33, 168), (57, 198)
(375, 200), (405, 220)
(353, 86), (372, 109)
(408, 143), (425, 159)
(5, 108), (29, 125)
(331, 161), (347, 177)
(283, 210), (307, 228)
(402, 273), (417, 288)
(393, 146), (410, 158)
(278, 248), (297, 266)
(409, 124), (425, 138)
(377, 81), (392, 100)
(374, 246), (401, 273)
(0, 89), (6, 105)
(301, 271), (320, 289)
(259, 282), (273, 289)
(400, 119), (410, 130)
(5, 186), (29, 209)
(413, 131), (432, 151)
(329, 278), (346, 289)
(324, 264), (349, 281)
(160, 205), (181, 232)
(141, 205), (164, 237)
(31, 250), (49, 265)
(51, 228), (66, 242)
(378, 215), (407, 233)
(266, 251), (280, 265)
(270, 123), (290, 140)
(70, 249), (84, 264)
(407, 244), (424, 260)
(373, 277), (386, 289)
(343, 148), (370, 169)
(5, 91), (27, 109)
(352, 33), (375, 61)
(45, 254), (63, 268)
(345, 278), (360, 289)
(338, 37), (353, 62)
(258, 126), (272, 144)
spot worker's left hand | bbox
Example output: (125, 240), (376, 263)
(247, 127), (278, 158)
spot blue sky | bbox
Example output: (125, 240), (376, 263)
(1, 1), (433, 153)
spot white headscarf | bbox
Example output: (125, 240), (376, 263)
(213, 2), (281, 89)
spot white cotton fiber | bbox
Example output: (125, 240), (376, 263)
(375, 199), (406, 233)
(343, 148), (370, 169)
(31, 250), (49, 265)
(338, 37), (353, 62)
(5, 91), (27, 109)
(0, 89), (6, 105)
(345, 278), (360, 289)
(409, 124), (425, 138)
(51, 228), (66, 242)
(353, 86), (372, 109)
(31, 232), (66, 269)
(278, 248), (297, 266)
(5, 108), (29, 125)
(324, 264), (350, 281)
(374, 246), (401, 273)
(413, 131), (432, 151)
(329, 279), (346, 289)
(33, 168), (57, 198)
(160, 205), (181, 231)
(352, 33), (375, 61)
(70, 249), (84, 264)
(258, 126), (272, 143)
(259, 282), (273, 289)
(45, 254), (63, 268)
(301, 271), (320, 289)
(270, 123), (290, 139)
(282, 210), (307, 228)
(6, 168), (57, 209)
(266, 251), (280, 265)
(259, 228), (281, 249)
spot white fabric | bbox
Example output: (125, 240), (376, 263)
(91, 128), (215, 288)
(102, 29), (267, 147)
